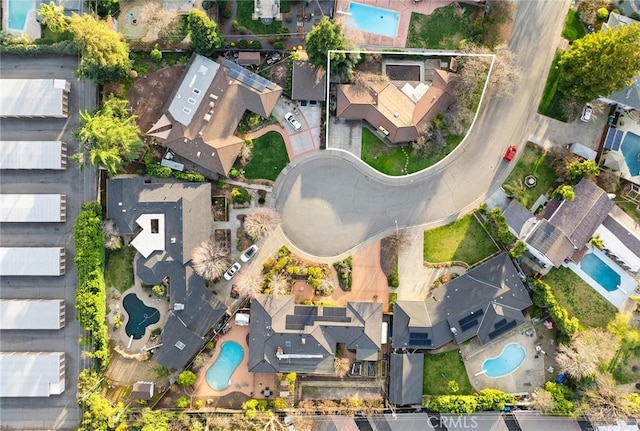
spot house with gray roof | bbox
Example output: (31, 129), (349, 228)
(505, 179), (614, 269)
(107, 176), (227, 371)
(292, 59), (327, 102)
(598, 13), (640, 111)
(147, 54), (282, 177)
(392, 253), (531, 350)
(248, 295), (382, 374)
(388, 353), (423, 406)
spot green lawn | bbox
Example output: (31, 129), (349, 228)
(236, 1), (287, 35)
(424, 213), (498, 265)
(105, 246), (136, 293)
(360, 128), (462, 176)
(243, 131), (290, 181)
(423, 350), (474, 396)
(503, 143), (558, 208)
(538, 51), (570, 122)
(542, 267), (617, 328)
(615, 200), (640, 224)
(406, 4), (478, 49)
(562, 9), (587, 42)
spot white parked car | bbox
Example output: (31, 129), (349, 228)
(240, 244), (259, 262)
(580, 103), (593, 122)
(223, 262), (241, 281)
(284, 112), (302, 131)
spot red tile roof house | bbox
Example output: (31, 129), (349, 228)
(335, 68), (455, 143)
(147, 54), (282, 177)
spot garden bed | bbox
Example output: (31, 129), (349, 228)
(212, 196), (228, 221)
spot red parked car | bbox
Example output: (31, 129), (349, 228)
(503, 145), (518, 162)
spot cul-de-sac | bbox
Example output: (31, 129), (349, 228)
(2, 0), (640, 429)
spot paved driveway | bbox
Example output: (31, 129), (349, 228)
(0, 56), (97, 430)
(274, 0), (571, 257)
(272, 99), (321, 159)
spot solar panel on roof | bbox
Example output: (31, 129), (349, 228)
(294, 305), (317, 316)
(323, 307), (347, 317)
(460, 319), (479, 332)
(458, 309), (484, 328)
(409, 332), (432, 346)
(285, 315), (305, 330)
(612, 129), (624, 151)
(488, 320), (517, 340)
(604, 129), (616, 150)
(223, 59), (276, 92)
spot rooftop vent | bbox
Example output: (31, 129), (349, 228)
(182, 107), (191, 114)
(175, 341), (186, 350)
(393, 112), (399, 118)
(188, 97), (196, 105)
(193, 88), (201, 95)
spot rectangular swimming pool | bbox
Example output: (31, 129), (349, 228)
(347, 2), (400, 38)
(580, 252), (621, 292)
(8, 0), (34, 31)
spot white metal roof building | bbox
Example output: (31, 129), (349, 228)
(0, 247), (66, 276)
(0, 79), (70, 118)
(0, 141), (67, 169)
(0, 194), (67, 222)
(0, 300), (65, 330)
(0, 352), (65, 397)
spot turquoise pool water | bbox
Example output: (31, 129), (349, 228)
(621, 132), (640, 176)
(206, 341), (244, 391)
(123, 293), (160, 340)
(8, 0), (34, 31)
(347, 2), (400, 38)
(580, 252), (621, 292)
(482, 343), (526, 378)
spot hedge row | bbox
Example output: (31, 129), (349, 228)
(333, 257), (353, 291)
(0, 40), (79, 55)
(146, 163), (206, 182)
(423, 389), (515, 414)
(74, 202), (109, 370)
(531, 279), (580, 343)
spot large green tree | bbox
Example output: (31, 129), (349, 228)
(37, 1), (68, 33)
(74, 96), (143, 176)
(559, 23), (640, 103)
(305, 16), (359, 79)
(67, 14), (132, 84)
(187, 9), (223, 56)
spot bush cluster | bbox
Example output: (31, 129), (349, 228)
(531, 279), (580, 343)
(424, 389), (515, 414)
(232, 187), (251, 204)
(333, 257), (353, 291)
(478, 207), (515, 248)
(74, 202), (109, 370)
(146, 164), (206, 182)
(263, 246), (332, 295)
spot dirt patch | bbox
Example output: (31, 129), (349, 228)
(355, 57), (382, 74)
(269, 62), (289, 89)
(128, 65), (184, 132)
(379, 236), (397, 277)
(385, 64), (421, 81)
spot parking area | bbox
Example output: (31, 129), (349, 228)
(0, 56), (97, 430)
(272, 98), (322, 159)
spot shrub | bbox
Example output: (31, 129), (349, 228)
(150, 45), (162, 62)
(274, 41), (284, 50)
(152, 284), (165, 297)
(424, 389), (514, 414)
(229, 168), (240, 178)
(176, 396), (189, 408)
(387, 267), (399, 288)
(273, 397), (287, 410)
(333, 257), (353, 291)
(278, 246), (290, 257)
(231, 187), (251, 204)
(238, 39), (249, 49)
(177, 370), (197, 387)
(252, 39), (262, 49)
(509, 240), (527, 258)
(531, 279), (580, 342)
(173, 171), (206, 182)
(194, 399), (204, 409)
(146, 163), (172, 178)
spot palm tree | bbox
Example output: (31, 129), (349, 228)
(191, 240), (230, 280)
(37, 1), (67, 33)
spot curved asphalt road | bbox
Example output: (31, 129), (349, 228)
(275, 0), (570, 257)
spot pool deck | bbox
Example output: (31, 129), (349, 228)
(607, 109), (640, 183)
(194, 319), (276, 401)
(460, 325), (545, 394)
(335, 0), (454, 47)
(564, 247), (635, 309)
(110, 283), (169, 355)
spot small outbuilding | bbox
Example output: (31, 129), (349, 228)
(238, 51), (261, 66)
(132, 381), (155, 400)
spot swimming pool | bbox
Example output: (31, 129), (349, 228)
(206, 341), (244, 391)
(8, 0), (34, 31)
(621, 132), (640, 176)
(347, 2), (400, 38)
(482, 343), (526, 378)
(580, 252), (621, 292)
(123, 293), (160, 339)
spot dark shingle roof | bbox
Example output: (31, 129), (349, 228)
(526, 220), (575, 267)
(248, 295), (382, 374)
(392, 253), (531, 349)
(503, 199), (534, 237)
(292, 60), (327, 101)
(389, 353), (423, 406)
(107, 177), (227, 371)
(604, 209), (640, 257)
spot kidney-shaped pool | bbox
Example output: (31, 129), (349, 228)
(206, 341), (244, 391)
(481, 342), (526, 378)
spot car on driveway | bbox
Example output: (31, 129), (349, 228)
(503, 145), (517, 162)
(284, 112), (302, 130)
(240, 244), (259, 262)
(223, 262), (241, 280)
(580, 103), (593, 122)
